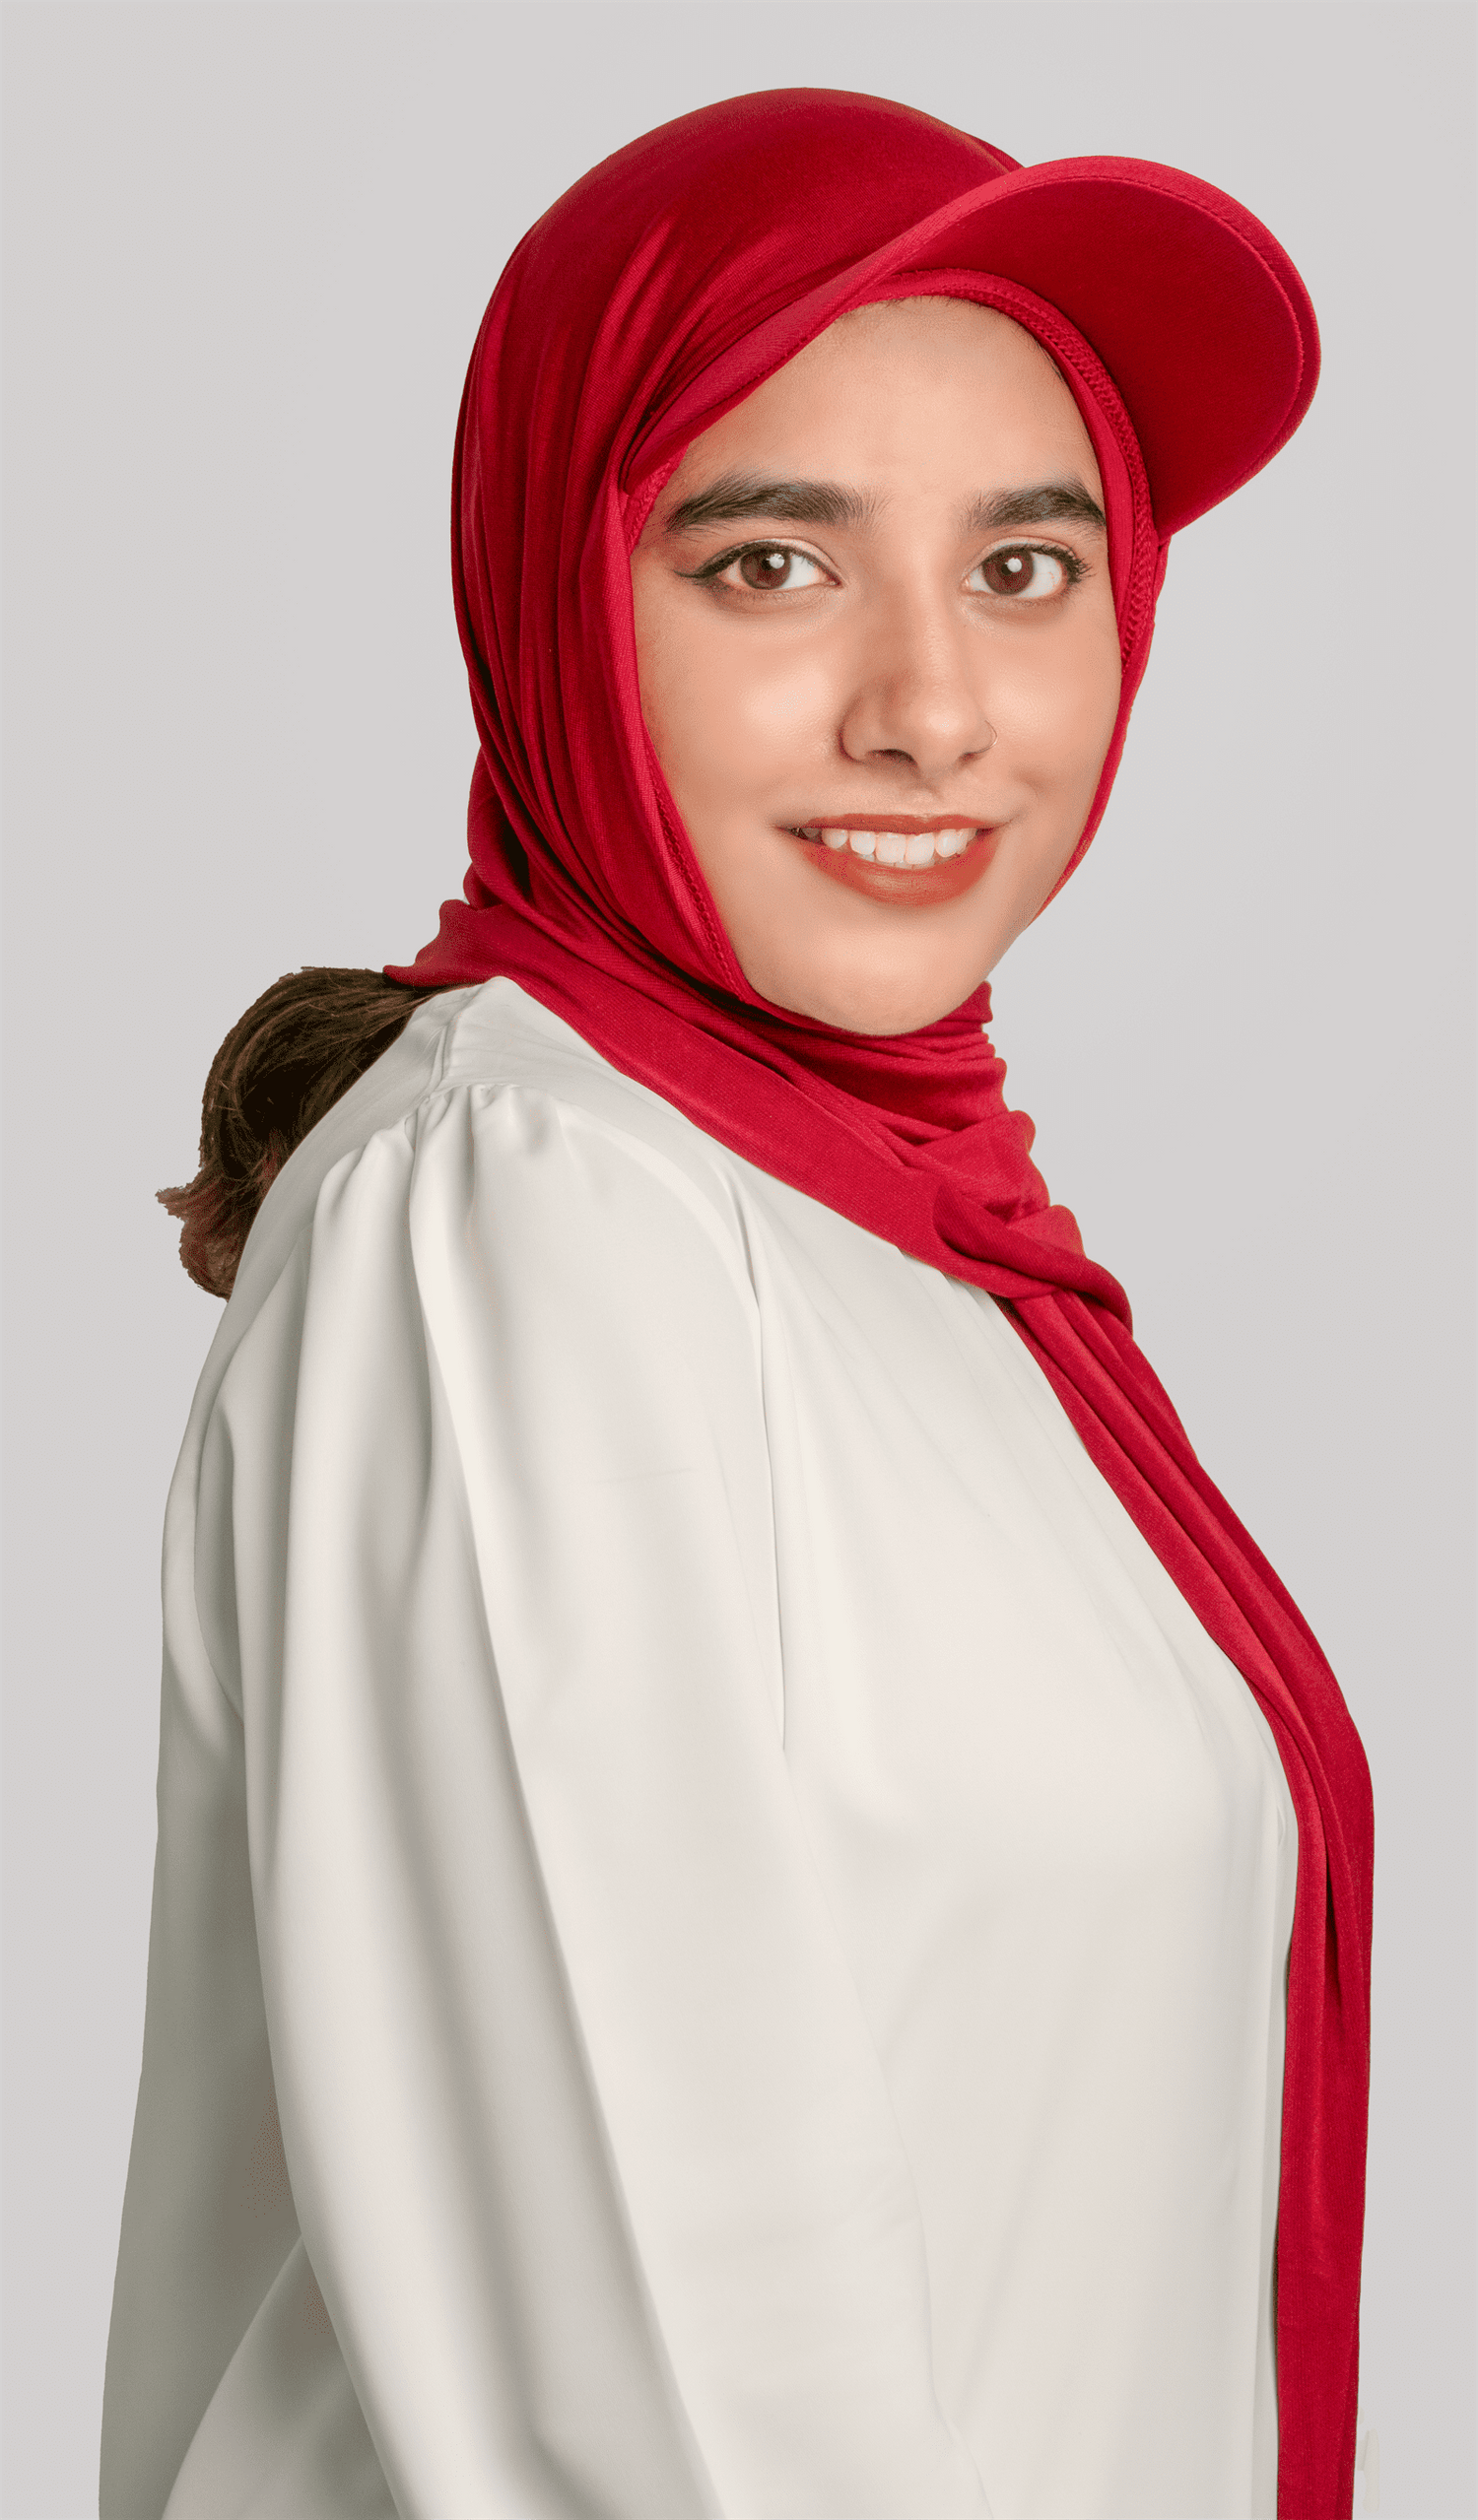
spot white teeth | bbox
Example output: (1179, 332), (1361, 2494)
(804, 824), (979, 865)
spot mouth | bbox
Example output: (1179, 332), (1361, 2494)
(787, 817), (998, 903)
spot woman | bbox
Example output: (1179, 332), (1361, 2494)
(101, 90), (1372, 2520)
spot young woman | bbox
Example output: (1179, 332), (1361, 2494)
(101, 91), (1372, 2520)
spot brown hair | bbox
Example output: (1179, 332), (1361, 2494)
(160, 969), (454, 1300)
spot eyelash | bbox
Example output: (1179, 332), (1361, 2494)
(684, 537), (1088, 593)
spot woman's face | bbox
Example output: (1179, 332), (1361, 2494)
(632, 298), (1122, 1034)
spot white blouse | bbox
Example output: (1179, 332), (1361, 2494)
(102, 978), (1296, 2520)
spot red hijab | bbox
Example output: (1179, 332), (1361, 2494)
(392, 91), (1372, 2517)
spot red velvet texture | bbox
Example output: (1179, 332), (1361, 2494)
(390, 91), (1371, 2517)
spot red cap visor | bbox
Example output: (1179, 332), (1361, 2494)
(631, 155), (1317, 539)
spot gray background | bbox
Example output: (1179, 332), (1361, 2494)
(3, 3), (1473, 2512)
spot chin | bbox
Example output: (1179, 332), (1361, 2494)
(762, 963), (987, 1037)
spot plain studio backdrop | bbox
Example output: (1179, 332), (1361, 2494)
(2, 4), (1473, 2513)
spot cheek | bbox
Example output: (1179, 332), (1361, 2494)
(638, 606), (834, 809)
(686, 643), (831, 763)
(1000, 626), (1122, 795)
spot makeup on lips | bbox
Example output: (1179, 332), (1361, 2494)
(788, 814), (998, 904)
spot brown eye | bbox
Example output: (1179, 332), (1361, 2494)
(721, 546), (828, 592)
(970, 546), (1069, 601)
(739, 548), (793, 588)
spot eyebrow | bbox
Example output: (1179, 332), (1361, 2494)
(664, 474), (877, 532)
(968, 481), (1107, 533)
(663, 471), (1106, 537)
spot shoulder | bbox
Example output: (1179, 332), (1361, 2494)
(184, 982), (773, 1656)
(225, 977), (751, 1313)
(434, 978), (755, 1251)
(189, 981), (762, 1469)
(181, 976), (767, 1578)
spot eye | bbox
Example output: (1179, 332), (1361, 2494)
(705, 543), (832, 593)
(968, 544), (1078, 601)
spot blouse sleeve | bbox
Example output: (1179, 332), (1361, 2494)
(195, 1077), (990, 2519)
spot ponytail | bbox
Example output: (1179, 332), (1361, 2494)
(160, 968), (452, 1299)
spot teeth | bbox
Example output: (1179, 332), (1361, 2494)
(806, 825), (978, 865)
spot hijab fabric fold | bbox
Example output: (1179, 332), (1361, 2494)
(391, 91), (1372, 2517)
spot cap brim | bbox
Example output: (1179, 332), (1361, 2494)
(636, 155), (1318, 540)
(906, 158), (1318, 534)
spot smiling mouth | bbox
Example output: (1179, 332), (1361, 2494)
(786, 816), (997, 903)
(795, 821), (982, 867)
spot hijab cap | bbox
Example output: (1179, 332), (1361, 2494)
(391, 91), (1369, 2520)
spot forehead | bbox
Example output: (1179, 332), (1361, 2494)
(660, 297), (1101, 498)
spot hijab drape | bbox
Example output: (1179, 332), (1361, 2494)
(391, 91), (1372, 2517)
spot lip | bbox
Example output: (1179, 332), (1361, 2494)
(786, 816), (999, 905)
(799, 815), (986, 834)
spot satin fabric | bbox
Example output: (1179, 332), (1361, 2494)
(389, 91), (1372, 2514)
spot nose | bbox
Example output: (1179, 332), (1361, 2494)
(838, 590), (995, 779)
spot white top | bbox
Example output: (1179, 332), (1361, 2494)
(102, 979), (1296, 2520)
